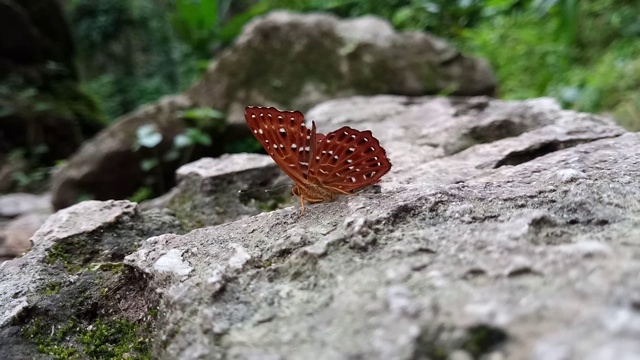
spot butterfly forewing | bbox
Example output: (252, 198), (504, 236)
(310, 126), (391, 193)
(244, 106), (313, 184)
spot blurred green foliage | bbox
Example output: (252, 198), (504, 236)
(67, 0), (640, 129)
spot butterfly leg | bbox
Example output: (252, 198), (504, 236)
(299, 196), (306, 216)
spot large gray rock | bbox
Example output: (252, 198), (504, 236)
(50, 11), (496, 211)
(0, 200), (182, 358)
(3, 96), (639, 360)
(189, 11), (496, 125)
(142, 154), (290, 228)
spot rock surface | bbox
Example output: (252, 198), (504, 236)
(142, 154), (290, 228)
(0, 193), (52, 261)
(50, 11), (496, 209)
(0, 200), (182, 359)
(189, 11), (496, 125)
(3, 95), (640, 360)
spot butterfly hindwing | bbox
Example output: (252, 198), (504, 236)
(310, 126), (391, 193)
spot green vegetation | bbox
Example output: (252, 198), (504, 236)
(23, 316), (151, 360)
(65, 0), (639, 130)
(44, 244), (83, 273)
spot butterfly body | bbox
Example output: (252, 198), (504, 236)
(244, 106), (391, 214)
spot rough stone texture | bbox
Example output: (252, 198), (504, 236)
(142, 154), (291, 228)
(0, 200), (182, 358)
(189, 11), (496, 126)
(3, 96), (640, 359)
(49, 11), (495, 210)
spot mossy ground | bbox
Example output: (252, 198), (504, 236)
(23, 316), (153, 360)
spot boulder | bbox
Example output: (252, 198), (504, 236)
(189, 11), (497, 125)
(3, 96), (638, 359)
(142, 154), (290, 228)
(51, 11), (496, 209)
(0, 193), (52, 260)
(50, 95), (194, 210)
(0, 200), (182, 358)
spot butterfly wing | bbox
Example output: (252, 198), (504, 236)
(244, 106), (314, 185)
(308, 125), (392, 193)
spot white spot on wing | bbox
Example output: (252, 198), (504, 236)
(350, 177), (356, 182)
(279, 127), (285, 133)
(291, 144), (297, 149)
(258, 129), (263, 134)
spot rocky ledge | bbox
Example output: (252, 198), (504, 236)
(1, 96), (639, 360)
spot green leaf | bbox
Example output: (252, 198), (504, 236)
(136, 124), (163, 148)
(173, 133), (192, 148)
(186, 128), (212, 146)
(163, 148), (181, 162)
(179, 107), (225, 120)
(141, 158), (159, 172)
(218, 2), (270, 42)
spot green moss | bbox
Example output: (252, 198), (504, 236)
(23, 316), (152, 360)
(460, 325), (508, 357)
(87, 262), (125, 274)
(148, 307), (159, 318)
(44, 244), (82, 273)
(79, 318), (151, 359)
(256, 194), (290, 212)
(23, 318), (80, 360)
(167, 193), (206, 230)
(42, 281), (63, 295)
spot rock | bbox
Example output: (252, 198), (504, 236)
(50, 11), (495, 210)
(0, 212), (50, 261)
(0, 200), (181, 358)
(143, 154), (290, 228)
(0, 193), (52, 218)
(3, 96), (640, 359)
(189, 11), (496, 126)
(50, 95), (194, 210)
(0, 193), (52, 261)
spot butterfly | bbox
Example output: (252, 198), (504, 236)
(244, 106), (391, 214)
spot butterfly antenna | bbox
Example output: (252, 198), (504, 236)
(238, 182), (292, 194)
